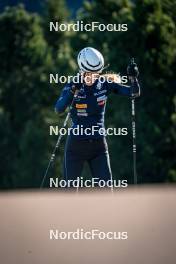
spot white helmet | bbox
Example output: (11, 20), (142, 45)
(77, 47), (104, 73)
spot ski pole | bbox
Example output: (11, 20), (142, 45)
(40, 90), (78, 188)
(131, 92), (137, 184)
(40, 112), (70, 188)
(130, 58), (138, 185)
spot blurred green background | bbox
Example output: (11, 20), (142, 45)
(0, 0), (176, 189)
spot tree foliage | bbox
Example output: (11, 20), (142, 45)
(0, 0), (175, 188)
(73, 0), (176, 183)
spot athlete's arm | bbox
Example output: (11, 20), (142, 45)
(107, 78), (140, 97)
(55, 83), (74, 113)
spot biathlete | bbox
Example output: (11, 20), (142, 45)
(55, 47), (140, 183)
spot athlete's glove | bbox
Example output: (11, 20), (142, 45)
(70, 74), (83, 94)
(70, 83), (78, 94)
(127, 59), (139, 78)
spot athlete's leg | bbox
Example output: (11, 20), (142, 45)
(88, 138), (112, 182)
(64, 136), (84, 182)
(88, 151), (112, 182)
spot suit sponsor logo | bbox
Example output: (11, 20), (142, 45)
(97, 95), (107, 102)
(76, 104), (87, 109)
(96, 81), (102, 90)
(77, 113), (88, 116)
(77, 95), (87, 99)
(98, 100), (105, 106)
(94, 89), (107, 96)
(77, 109), (87, 113)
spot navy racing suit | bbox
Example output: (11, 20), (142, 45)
(55, 78), (140, 183)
